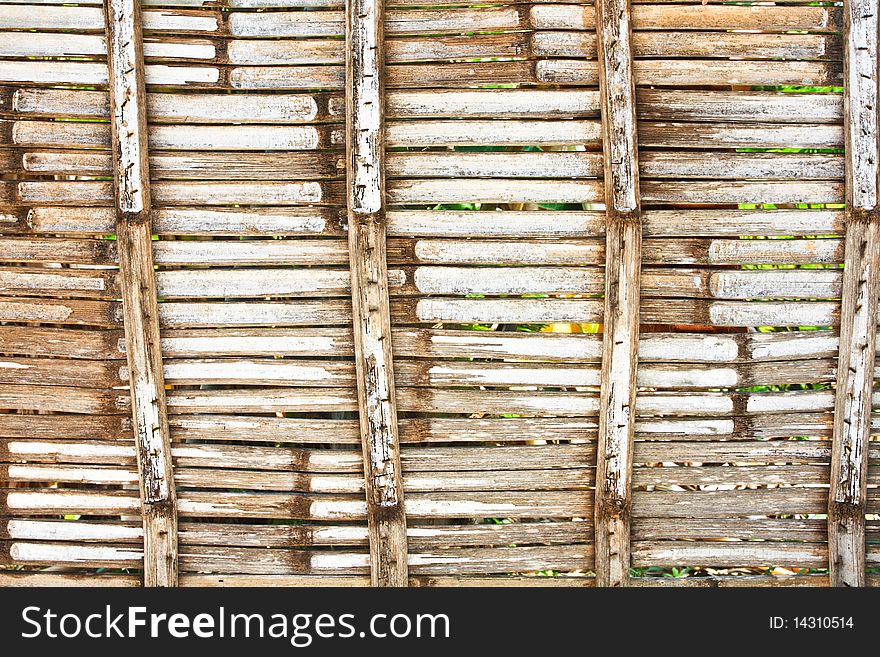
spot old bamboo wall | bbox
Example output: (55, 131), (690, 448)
(0, 0), (877, 587)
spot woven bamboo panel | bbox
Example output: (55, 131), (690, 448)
(0, 0), (877, 587)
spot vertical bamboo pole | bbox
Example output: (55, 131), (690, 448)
(346, 0), (409, 587)
(828, 0), (879, 588)
(104, 0), (177, 587)
(594, 0), (642, 588)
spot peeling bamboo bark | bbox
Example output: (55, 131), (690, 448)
(346, 0), (408, 587)
(594, 0), (642, 588)
(104, 0), (178, 587)
(828, 0), (879, 588)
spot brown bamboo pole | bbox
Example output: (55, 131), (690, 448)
(346, 0), (409, 587)
(594, 0), (642, 587)
(104, 0), (178, 587)
(828, 0), (879, 588)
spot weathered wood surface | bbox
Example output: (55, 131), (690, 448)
(104, 0), (177, 587)
(594, 0), (640, 588)
(0, 0), (873, 589)
(828, 0), (880, 588)
(346, 0), (408, 587)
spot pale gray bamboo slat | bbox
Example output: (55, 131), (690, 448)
(4, 295), (878, 329)
(0, 207), (849, 239)
(0, 488), (592, 520)
(3, 177), (850, 206)
(5, 87), (845, 123)
(5, 29), (844, 62)
(0, 518), (590, 550)
(0, 5), (842, 35)
(3, 411), (879, 446)
(0, 59), (843, 89)
(10, 150), (820, 182)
